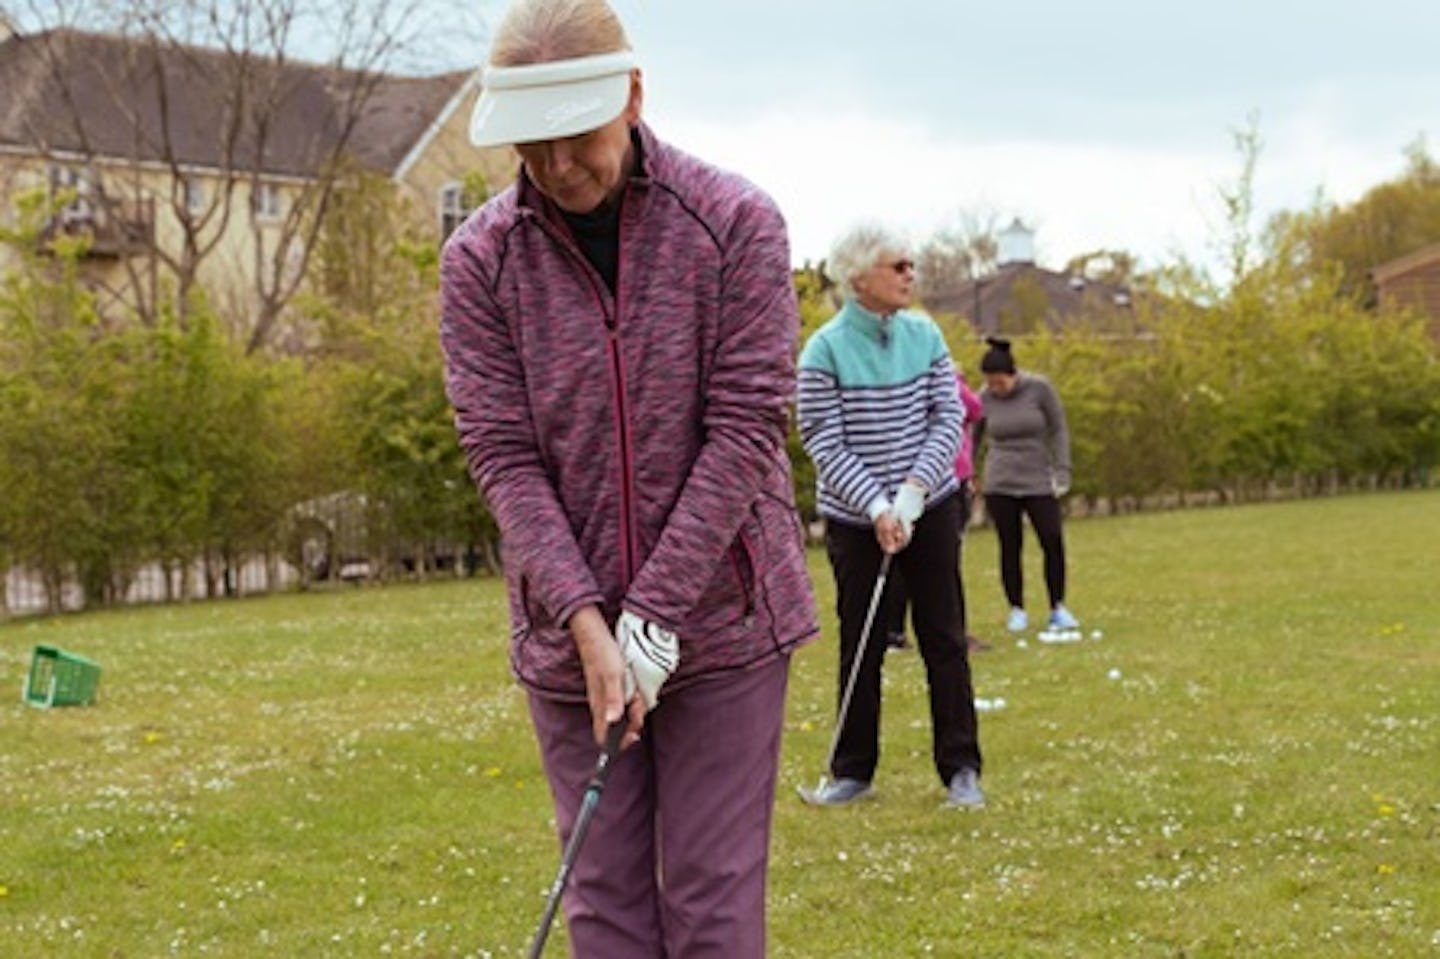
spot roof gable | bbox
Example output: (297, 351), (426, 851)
(0, 28), (467, 178)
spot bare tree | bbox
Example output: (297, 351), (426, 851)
(3, 0), (464, 352)
(914, 208), (1002, 306)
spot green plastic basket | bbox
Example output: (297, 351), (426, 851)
(23, 645), (102, 708)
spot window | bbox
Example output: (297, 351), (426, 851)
(49, 164), (94, 224)
(184, 177), (205, 214)
(439, 182), (466, 241)
(252, 182), (281, 219)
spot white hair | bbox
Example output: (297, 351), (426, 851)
(824, 222), (911, 300)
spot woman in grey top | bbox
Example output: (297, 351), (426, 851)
(975, 337), (1080, 633)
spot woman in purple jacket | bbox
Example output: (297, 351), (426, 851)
(439, 1), (817, 954)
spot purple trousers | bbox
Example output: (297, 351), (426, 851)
(527, 654), (791, 957)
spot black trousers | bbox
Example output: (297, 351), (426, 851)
(985, 492), (1066, 609)
(824, 493), (982, 785)
(884, 485), (973, 639)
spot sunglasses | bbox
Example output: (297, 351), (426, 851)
(883, 259), (915, 274)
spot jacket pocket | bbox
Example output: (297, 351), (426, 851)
(728, 529), (757, 622)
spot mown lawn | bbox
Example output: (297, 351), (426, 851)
(2, 490), (1437, 957)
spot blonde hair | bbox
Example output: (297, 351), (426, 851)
(490, 0), (632, 67)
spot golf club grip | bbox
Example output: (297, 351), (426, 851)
(593, 717), (626, 785)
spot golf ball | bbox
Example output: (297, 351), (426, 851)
(1091, 629), (1104, 640)
(1107, 667), (1122, 681)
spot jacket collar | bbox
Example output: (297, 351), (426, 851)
(839, 298), (896, 345)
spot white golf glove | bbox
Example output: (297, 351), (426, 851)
(616, 611), (679, 710)
(1052, 472), (1072, 497)
(892, 481), (926, 541)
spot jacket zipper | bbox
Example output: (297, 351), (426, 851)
(607, 321), (636, 587)
(533, 200), (638, 589)
(611, 188), (637, 587)
(523, 189), (638, 593)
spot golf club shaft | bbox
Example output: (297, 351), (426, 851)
(527, 719), (626, 959)
(822, 551), (893, 776)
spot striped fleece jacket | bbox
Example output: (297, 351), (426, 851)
(797, 301), (964, 527)
(439, 123), (818, 701)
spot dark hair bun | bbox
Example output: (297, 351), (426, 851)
(980, 336), (1018, 375)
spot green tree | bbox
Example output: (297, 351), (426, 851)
(998, 273), (1050, 335)
(0, 191), (134, 608)
(1280, 139), (1440, 304)
(117, 298), (281, 597)
(302, 168), (496, 576)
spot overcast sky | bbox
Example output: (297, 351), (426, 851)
(456, 0), (1439, 272)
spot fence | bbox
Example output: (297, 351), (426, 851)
(3, 556), (303, 616)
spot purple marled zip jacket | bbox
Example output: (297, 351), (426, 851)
(439, 123), (818, 701)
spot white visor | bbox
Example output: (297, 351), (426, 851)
(470, 50), (636, 147)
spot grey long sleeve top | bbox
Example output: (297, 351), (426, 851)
(977, 372), (1071, 497)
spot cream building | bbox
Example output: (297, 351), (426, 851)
(0, 21), (514, 345)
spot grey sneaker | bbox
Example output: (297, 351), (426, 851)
(1049, 605), (1080, 630)
(798, 777), (874, 807)
(946, 767), (985, 809)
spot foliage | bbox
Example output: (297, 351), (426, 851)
(116, 301), (282, 594)
(301, 167), (496, 577)
(0, 192), (129, 608)
(1063, 248), (1140, 287)
(1279, 139), (1440, 304)
(1009, 256), (1440, 509)
(788, 264), (836, 522)
(997, 272), (1050, 336)
(5, 114), (1440, 611)
(1, 492), (1436, 954)
(0, 190), (323, 608)
(970, 125), (1440, 511)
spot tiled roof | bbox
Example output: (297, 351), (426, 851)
(1371, 242), (1440, 284)
(927, 261), (1134, 335)
(0, 28), (469, 178)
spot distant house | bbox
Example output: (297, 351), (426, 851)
(0, 21), (511, 339)
(926, 219), (1136, 337)
(1372, 242), (1440, 342)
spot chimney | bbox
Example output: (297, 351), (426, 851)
(997, 217), (1035, 266)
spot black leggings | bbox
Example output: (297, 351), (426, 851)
(985, 493), (1066, 609)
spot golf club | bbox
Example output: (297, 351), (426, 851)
(527, 718), (626, 958)
(798, 551), (893, 804)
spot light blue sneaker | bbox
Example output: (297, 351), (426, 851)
(798, 777), (874, 807)
(946, 767), (985, 809)
(1006, 607), (1028, 632)
(1049, 605), (1080, 630)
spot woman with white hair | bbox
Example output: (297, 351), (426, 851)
(440, 0), (818, 953)
(797, 223), (985, 808)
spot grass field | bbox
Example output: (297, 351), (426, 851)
(2, 490), (1438, 957)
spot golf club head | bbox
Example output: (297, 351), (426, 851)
(795, 777), (830, 805)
